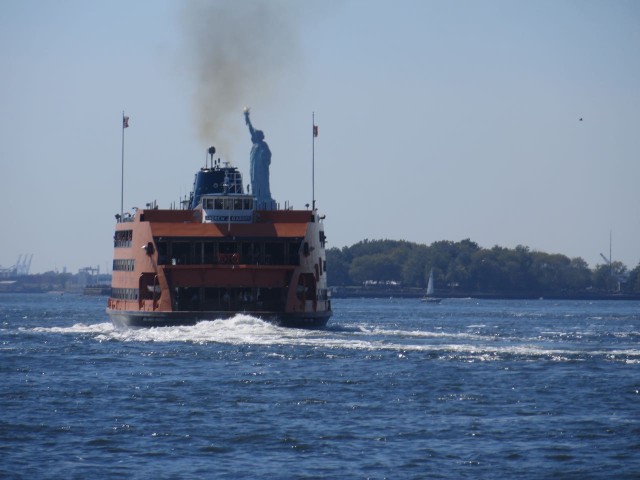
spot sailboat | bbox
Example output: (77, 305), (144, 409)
(422, 269), (441, 303)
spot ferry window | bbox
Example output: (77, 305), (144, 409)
(223, 198), (233, 210)
(243, 198), (253, 210)
(203, 242), (215, 264)
(296, 273), (317, 301)
(156, 241), (167, 264)
(242, 242), (261, 264)
(172, 242), (191, 264)
(194, 242), (204, 264)
(204, 198), (214, 209)
(265, 242), (285, 265)
(111, 288), (138, 300)
(218, 242), (240, 263)
(215, 199), (224, 209)
(112, 259), (136, 271)
(139, 273), (157, 300)
(234, 198), (243, 210)
(288, 241), (301, 265)
(219, 242), (236, 254)
(114, 230), (133, 248)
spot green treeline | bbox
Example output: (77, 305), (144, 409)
(326, 239), (640, 295)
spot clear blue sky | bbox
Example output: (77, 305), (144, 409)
(1, 0), (638, 274)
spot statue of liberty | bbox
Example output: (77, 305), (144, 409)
(244, 108), (274, 209)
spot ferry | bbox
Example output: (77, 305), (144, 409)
(106, 118), (331, 328)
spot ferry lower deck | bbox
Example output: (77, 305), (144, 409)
(107, 307), (331, 329)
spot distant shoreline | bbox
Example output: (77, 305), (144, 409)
(330, 287), (640, 301)
(3, 284), (639, 302)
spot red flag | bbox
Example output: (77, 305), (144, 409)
(313, 125), (318, 137)
(123, 116), (130, 128)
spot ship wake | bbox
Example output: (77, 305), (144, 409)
(28, 318), (640, 363)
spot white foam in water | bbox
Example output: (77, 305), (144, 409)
(26, 316), (640, 361)
(102, 314), (290, 344)
(31, 323), (114, 335)
(356, 325), (483, 341)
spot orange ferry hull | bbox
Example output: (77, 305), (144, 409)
(107, 207), (332, 330)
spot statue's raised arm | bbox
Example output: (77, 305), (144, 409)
(243, 108), (255, 136)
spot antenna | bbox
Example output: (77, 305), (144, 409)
(312, 112), (317, 211)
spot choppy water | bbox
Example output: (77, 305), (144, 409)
(1, 293), (639, 479)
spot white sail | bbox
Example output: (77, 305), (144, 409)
(427, 269), (435, 296)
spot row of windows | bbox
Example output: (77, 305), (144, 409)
(202, 197), (254, 211)
(156, 240), (302, 266)
(111, 288), (139, 300)
(113, 259), (135, 271)
(114, 230), (133, 248)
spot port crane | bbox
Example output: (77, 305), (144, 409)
(13, 254), (33, 275)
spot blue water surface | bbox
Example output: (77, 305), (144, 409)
(1, 293), (639, 479)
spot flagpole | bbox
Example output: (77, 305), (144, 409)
(312, 112), (315, 211)
(121, 111), (125, 217)
(120, 112), (131, 217)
